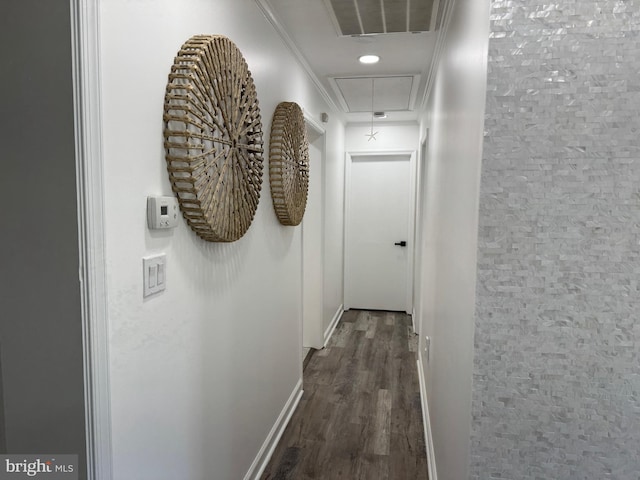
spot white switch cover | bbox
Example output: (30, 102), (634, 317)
(143, 254), (166, 297)
(424, 336), (431, 362)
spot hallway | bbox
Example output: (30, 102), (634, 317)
(262, 310), (428, 480)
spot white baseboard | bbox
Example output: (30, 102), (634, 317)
(243, 378), (303, 480)
(323, 304), (344, 347)
(417, 352), (437, 480)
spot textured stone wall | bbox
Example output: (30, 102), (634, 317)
(471, 1), (640, 478)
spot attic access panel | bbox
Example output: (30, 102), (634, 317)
(334, 76), (415, 113)
(326, 0), (436, 35)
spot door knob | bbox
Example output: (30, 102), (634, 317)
(394, 241), (407, 247)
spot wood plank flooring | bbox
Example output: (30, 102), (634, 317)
(261, 310), (428, 480)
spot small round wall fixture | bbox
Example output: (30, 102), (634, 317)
(269, 102), (309, 226)
(163, 35), (264, 242)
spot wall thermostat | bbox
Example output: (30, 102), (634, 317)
(147, 196), (179, 229)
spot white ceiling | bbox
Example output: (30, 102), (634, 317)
(258, 0), (440, 123)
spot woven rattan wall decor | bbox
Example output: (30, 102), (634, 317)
(269, 102), (309, 226)
(163, 35), (264, 242)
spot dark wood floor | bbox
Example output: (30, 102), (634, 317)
(261, 310), (428, 480)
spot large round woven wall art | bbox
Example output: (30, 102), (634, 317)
(163, 35), (264, 242)
(269, 102), (309, 226)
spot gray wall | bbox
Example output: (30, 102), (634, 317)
(0, 1), (87, 477)
(472, 0), (640, 478)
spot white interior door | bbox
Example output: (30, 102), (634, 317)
(302, 137), (324, 349)
(345, 154), (414, 313)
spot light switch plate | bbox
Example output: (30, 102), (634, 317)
(424, 336), (431, 362)
(143, 254), (166, 297)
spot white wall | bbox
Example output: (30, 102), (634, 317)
(416, 0), (490, 478)
(99, 1), (344, 478)
(346, 122), (419, 153)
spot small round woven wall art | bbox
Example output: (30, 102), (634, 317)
(163, 35), (264, 242)
(269, 102), (309, 226)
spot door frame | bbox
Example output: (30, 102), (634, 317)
(71, 1), (113, 479)
(343, 150), (417, 315)
(301, 113), (327, 355)
(412, 133), (429, 337)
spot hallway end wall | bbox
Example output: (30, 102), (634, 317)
(345, 122), (419, 153)
(344, 123), (420, 314)
(99, 1), (344, 478)
(416, 0), (491, 478)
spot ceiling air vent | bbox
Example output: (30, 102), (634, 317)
(325, 0), (436, 36)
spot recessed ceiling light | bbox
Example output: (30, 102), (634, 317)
(359, 54), (380, 64)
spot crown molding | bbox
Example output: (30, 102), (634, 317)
(254, 0), (341, 113)
(421, 0), (458, 110)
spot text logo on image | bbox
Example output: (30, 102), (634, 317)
(0, 455), (77, 480)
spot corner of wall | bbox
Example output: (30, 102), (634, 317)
(243, 379), (303, 480)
